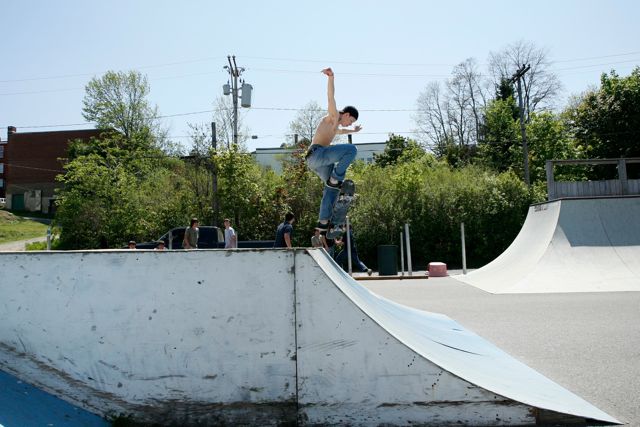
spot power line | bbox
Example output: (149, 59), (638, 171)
(3, 50), (639, 89)
(551, 58), (640, 72)
(0, 106), (421, 130)
(249, 67), (452, 78)
(3, 57), (637, 98)
(551, 51), (640, 63)
(0, 56), (225, 84)
(1, 122), (93, 129)
(1, 162), (66, 173)
(0, 87), (83, 96)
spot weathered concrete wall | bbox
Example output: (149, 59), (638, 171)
(0, 249), (298, 425)
(0, 248), (618, 425)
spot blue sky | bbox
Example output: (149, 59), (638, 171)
(2, 0), (639, 151)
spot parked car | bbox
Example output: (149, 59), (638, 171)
(130, 226), (275, 249)
(134, 226), (222, 249)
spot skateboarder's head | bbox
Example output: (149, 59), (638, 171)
(339, 106), (358, 126)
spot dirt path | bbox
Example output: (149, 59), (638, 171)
(0, 236), (47, 251)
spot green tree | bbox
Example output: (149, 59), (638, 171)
(214, 144), (284, 240)
(373, 134), (425, 167)
(477, 98), (520, 172)
(82, 70), (161, 145)
(274, 145), (323, 246)
(526, 111), (584, 184)
(55, 149), (190, 249)
(56, 72), (193, 249)
(182, 125), (215, 225)
(567, 67), (640, 160)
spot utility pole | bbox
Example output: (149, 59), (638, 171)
(211, 122), (220, 227)
(222, 55), (253, 227)
(223, 55), (253, 148)
(511, 63), (531, 186)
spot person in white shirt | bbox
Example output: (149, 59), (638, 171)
(223, 218), (237, 249)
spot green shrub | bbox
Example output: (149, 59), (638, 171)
(350, 157), (531, 269)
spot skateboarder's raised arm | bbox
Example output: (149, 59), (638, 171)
(322, 68), (339, 121)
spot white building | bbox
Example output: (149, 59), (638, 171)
(252, 142), (387, 174)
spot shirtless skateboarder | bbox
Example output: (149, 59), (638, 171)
(305, 67), (362, 232)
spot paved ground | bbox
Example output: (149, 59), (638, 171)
(0, 236), (47, 252)
(361, 276), (640, 426)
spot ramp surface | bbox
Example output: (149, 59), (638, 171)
(455, 197), (640, 293)
(0, 248), (619, 425)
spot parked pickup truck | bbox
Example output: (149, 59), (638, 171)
(133, 226), (275, 249)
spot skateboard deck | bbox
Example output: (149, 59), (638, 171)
(326, 179), (355, 240)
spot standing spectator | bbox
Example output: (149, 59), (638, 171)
(183, 217), (199, 249)
(310, 229), (327, 249)
(274, 212), (295, 248)
(223, 218), (238, 249)
(330, 236), (344, 259)
(334, 228), (372, 275)
(155, 240), (166, 251)
(127, 240), (136, 249)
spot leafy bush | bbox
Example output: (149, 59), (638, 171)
(350, 156), (531, 269)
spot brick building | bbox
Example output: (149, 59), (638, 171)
(4, 126), (102, 213)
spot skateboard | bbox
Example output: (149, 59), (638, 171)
(326, 179), (356, 240)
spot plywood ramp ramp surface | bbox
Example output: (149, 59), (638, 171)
(0, 248), (618, 425)
(454, 197), (640, 294)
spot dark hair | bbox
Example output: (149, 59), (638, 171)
(285, 212), (295, 222)
(340, 106), (359, 120)
(190, 217), (199, 227)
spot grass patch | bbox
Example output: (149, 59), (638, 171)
(26, 238), (61, 251)
(0, 210), (49, 244)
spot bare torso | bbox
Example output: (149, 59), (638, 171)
(311, 115), (339, 147)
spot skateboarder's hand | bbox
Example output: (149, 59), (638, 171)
(322, 68), (334, 77)
(353, 125), (362, 133)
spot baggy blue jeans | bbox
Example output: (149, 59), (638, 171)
(306, 143), (357, 221)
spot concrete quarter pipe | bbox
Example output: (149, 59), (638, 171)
(0, 248), (618, 425)
(454, 196), (640, 294)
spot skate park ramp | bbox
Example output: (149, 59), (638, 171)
(0, 248), (618, 425)
(454, 196), (640, 294)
